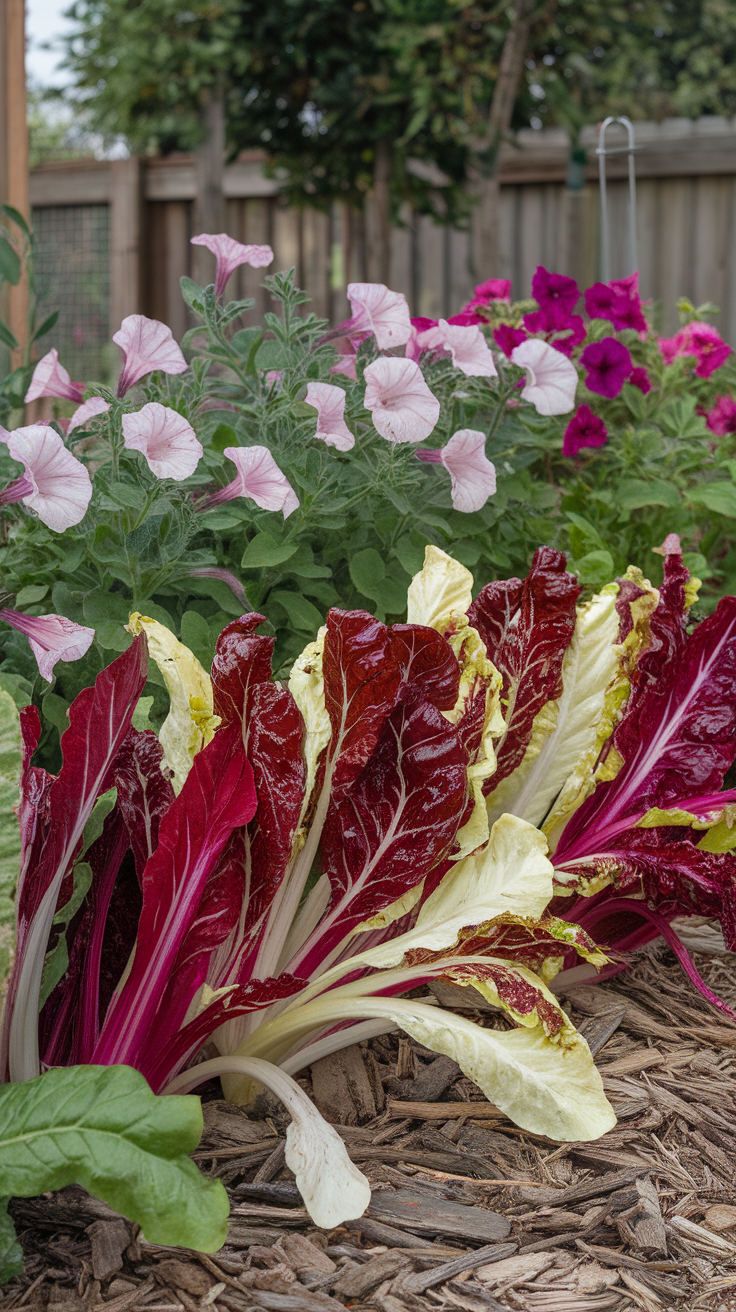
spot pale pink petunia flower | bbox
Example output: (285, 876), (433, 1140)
(304, 382), (355, 451)
(200, 445), (299, 518)
(190, 232), (274, 298)
(24, 349), (85, 404)
(345, 283), (412, 349)
(416, 429), (496, 512)
(404, 319), (443, 362)
(113, 315), (187, 397)
(435, 320), (498, 377)
(67, 396), (111, 434)
(122, 402), (203, 480)
(330, 353), (358, 381)
(1, 425), (92, 531)
(510, 338), (578, 416)
(0, 607), (95, 682)
(363, 357), (440, 444)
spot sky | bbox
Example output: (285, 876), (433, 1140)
(25, 0), (75, 87)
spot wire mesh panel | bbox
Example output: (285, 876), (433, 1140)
(31, 204), (111, 384)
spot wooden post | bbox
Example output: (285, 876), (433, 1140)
(0, 0), (30, 364)
(192, 86), (225, 286)
(109, 156), (142, 333)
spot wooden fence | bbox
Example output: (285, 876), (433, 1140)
(26, 116), (736, 379)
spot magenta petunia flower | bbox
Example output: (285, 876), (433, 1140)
(660, 322), (732, 378)
(342, 283), (412, 350)
(585, 274), (647, 333)
(562, 405), (608, 456)
(113, 315), (188, 397)
(706, 395), (736, 436)
(584, 283), (617, 321)
(0, 424), (93, 531)
(493, 324), (527, 357)
(122, 402), (203, 480)
(581, 337), (632, 398)
(67, 396), (111, 433)
(628, 366), (651, 394)
(190, 232), (274, 298)
(472, 278), (512, 302)
(24, 349), (85, 405)
(363, 357), (440, 443)
(304, 382), (355, 451)
(446, 309), (484, 326)
(200, 445), (299, 518)
(416, 429), (496, 512)
(0, 607), (95, 682)
(405, 318), (443, 362)
(531, 266), (579, 316)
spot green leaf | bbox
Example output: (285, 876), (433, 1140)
(0, 1064), (229, 1251)
(0, 1199), (23, 1283)
(14, 584), (49, 606)
(180, 276), (205, 313)
(349, 547), (386, 602)
(95, 621), (135, 652)
(0, 320), (18, 351)
(83, 592), (131, 626)
(180, 610), (215, 670)
(32, 310), (59, 343)
(270, 589), (323, 631)
(209, 424), (238, 455)
(254, 340), (289, 371)
(574, 549), (615, 588)
(42, 693), (70, 735)
(0, 237), (20, 286)
(199, 511), (242, 530)
(2, 205), (31, 237)
(0, 673), (33, 710)
(107, 482), (147, 510)
(618, 478), (680, 515)
(688, 482), (736, 517)
(241, 532), (298, 569)
(132, 695), (155, 732)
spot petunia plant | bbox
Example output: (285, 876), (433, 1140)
(3, 231), (736, 778)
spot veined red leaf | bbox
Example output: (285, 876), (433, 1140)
(92, 723), (257, 1070)
(211, 613), (274, 731)
(468, 547), (579, 792)
(1, 636), (148, 1082)
(556, 595), (736, 864)
(114, 729), (175, 883)
(288, 690), (469, 977)
(323, 610), (402, 794)
(389, 624), (460, 710)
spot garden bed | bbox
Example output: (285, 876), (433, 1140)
(3, 945), (736, 1312)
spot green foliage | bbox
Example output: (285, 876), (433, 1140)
(0, 1064), (229, 1273)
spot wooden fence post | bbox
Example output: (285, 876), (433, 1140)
(0, 0), (30, 364)
(109, 156), (142, 335)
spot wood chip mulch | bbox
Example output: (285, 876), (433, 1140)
(4, 940), (736, 1312)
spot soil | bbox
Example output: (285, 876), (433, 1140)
(3, 941), (736, 1312)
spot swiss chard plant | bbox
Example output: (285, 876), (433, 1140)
(4, 539), (736, 1229)
(3, 233), (736, 778)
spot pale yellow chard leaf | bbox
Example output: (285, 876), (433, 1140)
(406, 544), (473, 630)
(288, 626), (330, 834)
(543, 570), (660, 848)
(350, 815), (554, 972)
(486, 586), (621, 829)
(698, 811), (736, 854)
(0, 689), (21, 985)
(127, 614), (220, 795)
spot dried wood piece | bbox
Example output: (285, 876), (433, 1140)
(234, 1184), (301, 1206)
(565, 987), (674, 1041)
(252, 1141), (287, 1185)
(388, 1056), (462, 1103)
(236, 1287), (350, 1311)
(367, 1187), (511, 1242)
(668, 1214), (736, 1257)
(474, 1251), (557, 1286)
(332, 1251), (411, 1298)
(577, 1008), (626, 1056)
(344, 1216), (431, 1250)
(396, 1039), (416, 1082)
(703, 1202), (736, 1231)
(201, 1103), (278, 1146)
(153, 1263), (214, 1298)
(346, 1144), (500, 1177)
(428, 981), (497, 1013)
(397, 1240), (517, 1295)
(310, 1048), (377, 1125)
(385, 1101), (503, 1121)
(606, 1177), (667, 1258)
(85, 1219), (131, 1282)
(596, 1051), (665, 1078)
(512, 1167), (649, 1209)
(271, 1234), (335, 1281)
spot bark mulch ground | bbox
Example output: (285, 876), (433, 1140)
(4, 940), (736, 1312)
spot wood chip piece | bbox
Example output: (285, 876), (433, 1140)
(271, 1234), (336, 1280)
(332, 1251), (411, 1298)
(367, 1187), (511, 1242)
(703, 1203), (736, 1232)
(153, 1263), (213, 1298)
(86, 1219), (131, 1282)
(310, 1048), (377, 1125)
(607, 1176), (667, 1258)
(398, 1241), (517, 1295)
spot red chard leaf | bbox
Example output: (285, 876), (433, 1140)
(468, 547), (579, 792)
(114, 728), (175, 884)
(323, 610), (402, 793)
(211, 613), (274, 732)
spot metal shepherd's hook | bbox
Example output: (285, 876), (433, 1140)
(596, 116), (639, 281)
